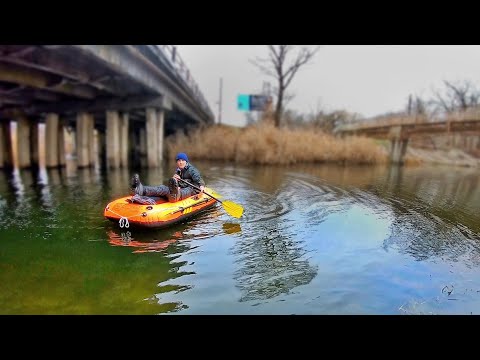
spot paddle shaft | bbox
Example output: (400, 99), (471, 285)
(178, 177), (243, 219)
(177, 178), (223, 203)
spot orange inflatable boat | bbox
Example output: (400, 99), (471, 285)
(104, 187), (218, 229)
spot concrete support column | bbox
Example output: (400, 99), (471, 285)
(139, 127), (147, 168)
(1, 121), (14, 169)
(17, 116), (31, 169)
(146, 107), (158, 168)
(0, 122), (4, 168)
(390, 138), (409, 164)
(87, 114), (95, 166)
(388, 125), (408, 165)
(93, 129), (99, 168)
(63, 126), (75, 160)
(106, 110), (120, 168)
(0, 122), (7, 168)
(156, 109), (164, 163)
(120, 113), (129, 168)
(30, 121), (39, 168)
(46, 113), (59, 168)
(58, 119), (66, 167)
(76, 112), (91, 168)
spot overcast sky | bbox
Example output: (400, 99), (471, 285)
(175, 45), (480, 127)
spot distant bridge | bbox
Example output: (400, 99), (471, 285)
(0, 45), (215, 169)
(335, 107), (480, 164)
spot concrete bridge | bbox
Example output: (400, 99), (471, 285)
(0, 45), (214, 169)
(335, 107), (480, 164)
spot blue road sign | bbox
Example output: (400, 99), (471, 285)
(237, 94), (250, 111)
(250, 95), (272, 111)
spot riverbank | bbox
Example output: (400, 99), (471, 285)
(165, 124), (480, 168)
(165, 124), (388, 165)
(406, 147), (480, 167)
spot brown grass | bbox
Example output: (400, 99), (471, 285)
(165, 123), (389, 165)
(403, 154), (423, 166)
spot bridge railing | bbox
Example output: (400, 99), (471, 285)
(445, 106), (480, 122)
(155, 45), (213, 120)
(336, 106), (480, 133)
(336, 114), (429, 132)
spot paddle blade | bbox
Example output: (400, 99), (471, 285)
(221, 200), (244, 218)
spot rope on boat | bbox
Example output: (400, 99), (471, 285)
(119, 217), (129, 228)
(105, 207), (140, 228)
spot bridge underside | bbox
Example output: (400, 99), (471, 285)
(0, 45), (150, 117)
(0, 45), (213, 170)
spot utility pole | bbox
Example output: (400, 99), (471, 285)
(218, 77), (223, 125)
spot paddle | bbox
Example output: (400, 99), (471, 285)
(177, 178), (244, 218)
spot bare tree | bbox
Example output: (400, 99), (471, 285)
(406, 93), (430, 117)
(432, 80), (480, 113)
(251, 45), (320, 127)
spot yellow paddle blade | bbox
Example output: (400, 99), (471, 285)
(221, 200), (244, 218)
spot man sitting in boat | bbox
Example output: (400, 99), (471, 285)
(130, 152), (206, 204)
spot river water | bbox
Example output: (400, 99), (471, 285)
(1, 161), (479, 314)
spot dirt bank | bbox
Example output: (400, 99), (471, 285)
(406, 147), (480, 167)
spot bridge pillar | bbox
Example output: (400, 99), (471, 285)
(157, 109), (164, 163)
(0, 121), (13, 169)
(388, 125), (408, 165)
(87, 114), (95, 167)
(45, 113), (59, 168)
(1, 121), (14, 169)
(139, 127), (147, 168)
(0, 122), (4, 168)
(17, 116), (31, 169)
(106, 110), (120, 168)
(146, 107), (159, 167)
(119, 113), (129, 168)
(76, 112), (93, 168)
(30, 121), (39, 169)
(58, 119), (66, 167)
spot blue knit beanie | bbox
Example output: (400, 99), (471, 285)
(175, 152), (189, 162)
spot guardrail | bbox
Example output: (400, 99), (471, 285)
(336, 106), (480, 133)
(155, 45), (213, 119)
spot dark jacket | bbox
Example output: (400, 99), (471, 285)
(176, 163), (205, 189)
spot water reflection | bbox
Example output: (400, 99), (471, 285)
(286, 163), (389, 190)
(232, 218), (318, 303)
(378, 166), (480, 266)
(104, 225), (199, 313)
(10, 169), (28, 200)
(36, 168), (54, 211)
(222, 222), (242, 235)
(106, 228), (183, 253)
(0, 172), (7, 219)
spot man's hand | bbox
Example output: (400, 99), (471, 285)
(200, 185), (205, 193)
(173, 174), (181, 181)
